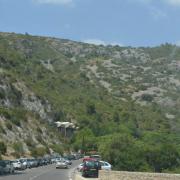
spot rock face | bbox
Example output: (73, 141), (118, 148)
(13, 82), (52, 122)
(0, 76), (52, 122)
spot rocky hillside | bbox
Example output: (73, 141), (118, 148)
(1, 32), (180, 168)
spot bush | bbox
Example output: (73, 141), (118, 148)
(0, 141), (7, 155)
(0, 124), (6, 134)
(11, 117), (21, 127)
(50, 144), (63, 155)
(13, 142), (24, 157)
(31, 147), (47, 157)
(25, 137), (35, 148)
(6, 121), (13, 130)
(0, 89), (5, 99)
(141, 94), (154, 102)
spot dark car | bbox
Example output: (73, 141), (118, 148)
(0, 160), (6, 175)
(82, 160), (101, 178)
(0, 160), (14, 174)
(64, 155), (76, 161)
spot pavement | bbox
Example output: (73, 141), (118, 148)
(0, 159), (81, 180)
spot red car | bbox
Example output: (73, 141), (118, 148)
(82, 157), (96, 162)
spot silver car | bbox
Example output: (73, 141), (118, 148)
(56, 160), (68, 169)
(12, 160), (26, 170)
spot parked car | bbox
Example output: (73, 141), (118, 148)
(56, 160), (68, 169)
(77, 163), (84, 172)
(3, 160), (15, 174)
(51, 158), (57, 164)
(99, 161), (112, 170)
(64, 155), (76, 160)
(37, 158), (44, 166)
(32, 159), (38, 167)
(82, 160), (101, 178)
(12, 160), (26, 170)
(0, 160), (6, 174)
(89, 155), (101, 161)
(83, 157), (96, 162)
(63, 158), (72, 165)
(27, 159), (34, 168)
(19, 158), (30, 169)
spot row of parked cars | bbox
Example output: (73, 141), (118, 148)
(0, 157), (54, 175)
(0, 153), (83, 175)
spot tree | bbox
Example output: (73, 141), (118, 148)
(73, 128), (96, 154)
(146, 144), (180, 172)
(98, 134), (150, 171)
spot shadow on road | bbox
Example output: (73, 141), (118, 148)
(0, 171), (26, 177)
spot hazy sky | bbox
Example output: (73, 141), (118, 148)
(0, 0), (180, 47)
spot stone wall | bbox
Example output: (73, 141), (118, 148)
(99, 170), (180, 180)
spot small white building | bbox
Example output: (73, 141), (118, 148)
(55, 121), (76, 137)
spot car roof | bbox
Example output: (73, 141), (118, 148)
(83, 157), (96, 162)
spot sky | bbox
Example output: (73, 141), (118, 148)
(0, 0), (180, 47)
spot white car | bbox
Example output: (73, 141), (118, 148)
(99, 161), (112, 170)
(56, 161), (68, 169)
(12, 160), (26, 170)
(77, 163), (84, 172)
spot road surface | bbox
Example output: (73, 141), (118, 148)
(0, 160), (81, 180)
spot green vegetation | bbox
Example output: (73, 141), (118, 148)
(13, 142), (24, 158)
(31, 147), (49, 157)
(1, 32), (180, 172)
(50, 144), (64, 155)
(0, 141), (7, 155)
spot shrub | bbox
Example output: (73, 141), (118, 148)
(0, 141), (7, 154)
(50, 144), (63, 155)
(25, 137), (35, 148)
(0, 124), (6, 134)
(0, 89), (5, 99)
(13, 142), (24, 157)
(31, 147), (47, 157)
(141, 94), (154, 102)
(6, 121), (13, 130)
(11, 117), (21, 127)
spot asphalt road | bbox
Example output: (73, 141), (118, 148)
(0, 160), (82, 180)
